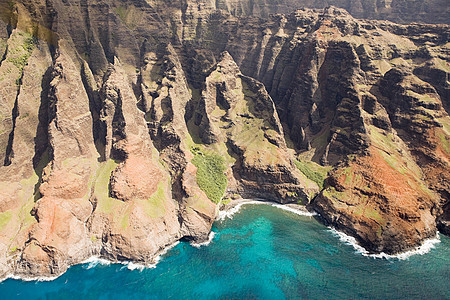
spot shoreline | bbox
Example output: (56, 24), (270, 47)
(0, 239), (182, 283)
(0, 199), (443, 283)
(217, 198), (442, 260)
(216, 198), (317, 221)
(329, 228), (441, 260)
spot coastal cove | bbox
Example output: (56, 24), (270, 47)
(1, 203), (448, 299)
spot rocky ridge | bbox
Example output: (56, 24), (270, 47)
(0, 0), (448, 279)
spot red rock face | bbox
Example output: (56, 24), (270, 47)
(0, 0), (448, 279)
(314, 145), (438, 254)
(111, 155), (163, 201)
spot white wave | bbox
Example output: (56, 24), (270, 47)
(217, 199), (316, 221)
(329, 228), (371, 255)
(190, 231), (216, 248)
(126, 262), (153, 271)
(82, 256), (111, 269)
(121, 240), (180, 271)
(0, 257), (111, 283)
(1, 273), (59, 283)
(216, 200), (262, 221)
(119, 261), (154, 272)
(157, 240), (180, 258)
(269, 203), (317, 217)
(329, 228), (441, 260)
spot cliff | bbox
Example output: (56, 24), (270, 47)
(0, 0), (448, 279)
(154, 0), (450, 24)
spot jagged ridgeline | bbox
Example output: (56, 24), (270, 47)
(0, 0), (448, 280)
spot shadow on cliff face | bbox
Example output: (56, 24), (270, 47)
(33, 67), (52, 167)
(27, 66), (55, 202)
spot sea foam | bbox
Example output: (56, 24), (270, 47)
(216, 200), (262, 221)
(329, 228), (441, 260)
(0, 257), (110, 283)
(82, 257), (111, 269)
(155, 241), (180, 261)
(190, 231), (216, 248)
(270, 203), (317, 217)
(1, 273), (59, 283)
(119, 261), (152, 271)
(84, 240), (181, 272)
(217, 199), (316, 221)
(124, 240), (181, 271)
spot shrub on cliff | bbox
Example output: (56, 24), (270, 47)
(192, 151), (227, 204)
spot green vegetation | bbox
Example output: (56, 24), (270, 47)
(92, 158), (168, 229)
(142, 180), (167, 218)
(115, 6), (128, 22)
(364, 208), (384, 224)
(220, 198), (231, 206)
(376, 226), (383, 238)
(15, 149), (50, 207)
(336, 166), (362, 187)
(379, 150), (408, 175)
(192, 148), (227, 204)
(94, 159), (120, 213)
(369, 126), (422, 178)
(352, 203), (385, 225)
(5, 32), (35, 86)
(0, 210), (12, 231)
(294, 160), (329, 189)
(120, 206), (131, 229)
(322, 186), (345, 201)
(9, 53), (30, 71)
(114, 5), (142, 29)
(437, 130), (449, 154)
(7, 33), (35, 72)
(19, 112), (29, 120)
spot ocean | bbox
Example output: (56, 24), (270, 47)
(1, 203), (449, 299)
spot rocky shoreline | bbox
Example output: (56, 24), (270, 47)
(1, 198), (444, 283)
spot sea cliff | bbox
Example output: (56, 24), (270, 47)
(0, 0), (448, 279)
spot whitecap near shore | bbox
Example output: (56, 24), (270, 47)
(1, 201), (443, 283)
(119, 261), (154, 271)
(270, 203), (317, 217)
(216, 200), (262, 221)
(1, 273), (59, 283)
(216, 199), (316, 221)
(218, 199), (441, 260)
(190, 231), (216, 248)
(329, 228), (441, 260)
(82, 257), (111, 269)
(121, 240), (181, 271)
(3, 239), (183, 283)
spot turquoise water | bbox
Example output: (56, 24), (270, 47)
(1, 204), (449, 299)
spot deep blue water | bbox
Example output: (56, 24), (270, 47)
(1, 204), (449, 299)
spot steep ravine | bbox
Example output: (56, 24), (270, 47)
(0, 1), (448, 279)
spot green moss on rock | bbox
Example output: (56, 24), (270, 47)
(7, 33), (35, 72)
(294, 160), (329, 189)
(142, 180), (167, 218)
(94, 159), (120, 213)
